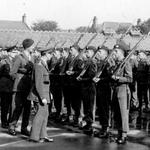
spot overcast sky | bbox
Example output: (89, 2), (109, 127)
(0, 0), (150, 29)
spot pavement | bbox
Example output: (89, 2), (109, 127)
(0, 110), (150, 150)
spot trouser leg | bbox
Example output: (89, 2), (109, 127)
(82, 85), (96, 125)
(51, 86), (62, 116)
(30, 104), (45, 141)
(63, 86), (72, 116)
(40, 105), (49, 138)
(9, 92), (23, 130)
(97, 89), (111, 129)
(0, 92), (12, 125)
(71, 85), (81, 119)
(22, 95), (31, 130)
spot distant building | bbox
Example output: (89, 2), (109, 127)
(0, 14), (30, 30)
(97, 21), (132, 34)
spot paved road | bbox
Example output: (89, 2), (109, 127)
(0, 123), (149, 150)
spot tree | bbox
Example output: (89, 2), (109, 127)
(116, 25), (129, 34)
(31, 20), (59, 31)
(136, 18), (150, 34)
(76, 26), (89, 32)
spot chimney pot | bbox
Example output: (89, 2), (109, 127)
(22, 14), (26, 23)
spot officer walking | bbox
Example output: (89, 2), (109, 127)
(29, 49), (53, 143)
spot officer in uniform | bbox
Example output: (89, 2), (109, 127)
(93, 46), (111, 138)
(111, 41), (132, 144)
(8, 39), (34, 136)
(77, 46), (97, 133)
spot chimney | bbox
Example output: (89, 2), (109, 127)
(22, 14), (26, 23)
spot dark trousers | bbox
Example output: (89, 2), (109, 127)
(81, 82), (96, 124)
(70, 84), (81, 119)
(0, 92), (12, 125)
(96, 84), (111, 128)
(137, 83), (148, 109)
(9, 92), (31, 130)
(62, 85), (72, 116)
(51, 85), (62, 116)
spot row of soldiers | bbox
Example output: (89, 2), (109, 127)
(0, 38), (150, 144)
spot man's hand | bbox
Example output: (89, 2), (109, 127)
(93, 77), (100, 83)
(42, 98), (47, 105)
(76, 76), (82, 81)
(66, 70), (74, 75)
(111, 75), (120, 81)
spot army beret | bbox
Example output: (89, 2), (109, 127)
(55, 47), (63, 52)
(4, 45), (16, 52)
(70, 44), (80, 51)
(114, 39), (130, 51)
(37, 48), (52, 56)
(86, 46), (96, 51)
(22, 38), (34, 49)
(98, 45), (109, 54)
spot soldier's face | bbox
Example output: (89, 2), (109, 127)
(61, 50), (69, 58)
(46, 53), (52, 60)
(53, 50), (61, 59)
(70, 47), (78, 57)
(138, 52), (147, 60)
(96, 49), (108, 60)
(114, 49), (124, 61)
(28, 45), (34, 53)
(86, 50), (94, 58)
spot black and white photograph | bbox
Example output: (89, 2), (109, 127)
(0, 0), (150, 149)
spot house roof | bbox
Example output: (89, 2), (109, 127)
(102, 22), (132, 31)
(0, 30), (150, 52)
(0, 20), (30, 30)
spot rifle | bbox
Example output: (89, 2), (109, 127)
(48, 41), (63, 73)
(92, 26), (133, 82)
(112, 35), (146, 77)
(45, 37), (54, 47)
(74, 33), (84, 46)
(67, 33), (98, 72)
(76, 34), (111, 79)
(119, 24), (133, 41)
(60, 40), (67, 48)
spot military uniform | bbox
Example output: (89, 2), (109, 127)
(96, 60), (111, 135)
(48, 56), (63, 121)
(0, 55), (14, 128)
(9, 52), (33, 135)
(66, 56), (83, 125)
(129, 57), (138, 110)
(112, 61), (132, 139)
(80, 59), (97, 128)
(60, 55), (72, 121)
(136, 59), (149, 111)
